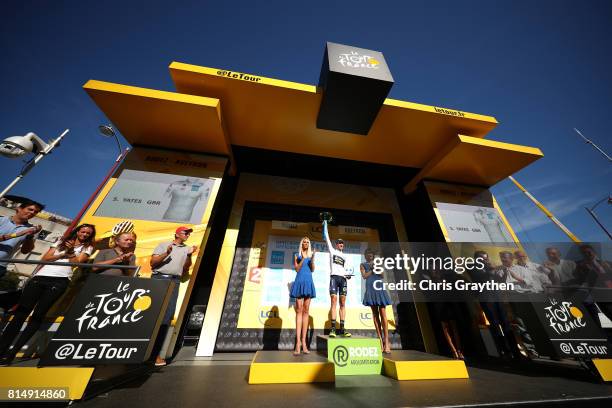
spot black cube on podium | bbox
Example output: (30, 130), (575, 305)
(317, 41), (394, 135)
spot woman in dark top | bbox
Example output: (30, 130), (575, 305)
(361, 248), (392, 354)
(92, 232), (136, 276)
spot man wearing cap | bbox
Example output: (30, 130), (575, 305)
(150, 226), (198, 366)
(322, 220), (351, 337)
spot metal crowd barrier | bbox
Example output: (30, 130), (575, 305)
(2, 258), (141, 276)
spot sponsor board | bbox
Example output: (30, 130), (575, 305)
(359, 311), (374, 328)
(328, 337), (382, 375)
(40, 275), (172, 365)
(257, 308), (281, 328)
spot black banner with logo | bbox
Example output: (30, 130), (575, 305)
(40, 275), (173, 366)
(532, 290), (611, 358)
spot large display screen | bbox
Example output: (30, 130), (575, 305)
(435, 202), (514, 243)
(236, 220), (396, 330)
(75, 148), (225, 329)
(94, 169), (215, 224)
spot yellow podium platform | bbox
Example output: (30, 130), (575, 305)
(0, 366), (94, 400)
(592, 359), (612, 382)
(382, 350), (469, 380)
(248, 350), (335, 384)
(248, 349), (468, 384)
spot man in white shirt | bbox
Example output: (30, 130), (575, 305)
(322, 220), (351, 337)
(542, 247), (575, 286)
(509, 251), (551, 293)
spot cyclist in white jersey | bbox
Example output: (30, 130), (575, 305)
(323, 220), (351, 337)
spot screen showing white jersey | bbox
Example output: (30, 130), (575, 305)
(473, 208), (512, 242)
(94, 169), (214, 224)
(163, 179), (209, 222)
(435, 202), (514, 243)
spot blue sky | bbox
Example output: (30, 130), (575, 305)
(0, 0), (610, 242)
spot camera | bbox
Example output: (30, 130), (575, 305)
(0, 132), (49, 158)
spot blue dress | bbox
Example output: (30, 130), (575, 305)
(362, 262), (392, 306)
(290, 255), (316, 299)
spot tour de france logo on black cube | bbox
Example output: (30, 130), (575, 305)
(535, 295), (611, 358)
(40, 275), (173, 366)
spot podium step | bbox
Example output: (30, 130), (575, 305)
(247, 348), (468, 383)
(248, 350), (335, 384)
(592, 359), (612, 381)
(316, 334), (374, 350)
(382, 350), (469, 380)
(317, 334), (383, 376)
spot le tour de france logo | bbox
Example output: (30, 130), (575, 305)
(75, 281), (153, 333)
(338, 50), (380, 70)
(544, 297), (586, 336)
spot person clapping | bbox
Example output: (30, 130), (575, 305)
(92, 232), (137, 277)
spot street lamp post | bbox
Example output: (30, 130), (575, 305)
(64, 125), (130, 235)
(574, 128), (612, 162)
(0, 129), (69, 199)
(574, 128), (612, 239)
(585, 195), (612, 240)
(99, 125), (124, 162)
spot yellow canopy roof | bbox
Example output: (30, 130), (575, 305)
(404, 135), (543, 193)
(83, 62), (543, 187)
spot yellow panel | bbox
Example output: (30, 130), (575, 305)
(170, 62), (318, 93)
(405, 134), (543, 192)
(593, 359), (612, 381)
(383, 359), (469, 380)
(427, 134), (543, 184)
(0, 367), (94, 400)
(195, 228), (239, 356)
(493, 196), (521, 243)
(83, 80), (230, 157)
(169, 62), (499, 168)
(385, 98), (498, 124)
(249, 363), (335, 384)
(82, 63), (546, 183)
(456, 134), (542, 155)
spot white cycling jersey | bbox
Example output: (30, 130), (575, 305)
(323, 220), (348, 277)
(473, 208), (512, 243)
(163, 179), (209, 222)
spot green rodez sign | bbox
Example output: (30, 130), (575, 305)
(327, 337), (382, 375)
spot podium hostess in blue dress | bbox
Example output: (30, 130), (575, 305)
(290, 237), (316, 355)
(361, 248), (392, 354)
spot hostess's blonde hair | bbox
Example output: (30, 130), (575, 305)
(299, 236), (313, 259)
